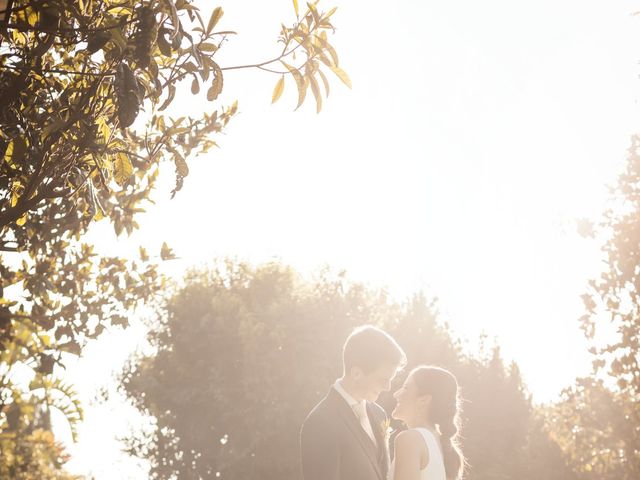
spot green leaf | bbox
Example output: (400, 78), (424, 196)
(160, 242), (176, 261)
(207, 7), (224, 34)
(330, 65), (352, 89)
(42, 117), (67, 140)
(114, 152), (133, 186)
(86, 31), (111, 54)
(170, 147), (189, 177)
(281, 62), (307, 110)
(109, 27), (127, 52)
(166, 1), (181, 38)
(207, 64), (223, 101)
(318, 32), (339, 66)
(4, 137), (27, 166)
(317, 69), (330, 97)
(157, 32), (172, 57)
(324, 6), (338, 20)
(272, 76), (285, 104)
(309, 75), (322, 113)
(97, 117), (111, 142)
(175, 156), (189, 177)
(308, 2), (321, 27)
(159, 84), (176, 111)
(59, 341), (82, 356)
(27, 8), (38, 27)
(198, 43), (218, 53)
(201, 55), (213, 81)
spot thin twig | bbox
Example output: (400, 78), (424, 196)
(0, 63), (116, 77)
(2, 18), (135, 35)
(221, 42), (305, 72)
(257, 66), (288, 75)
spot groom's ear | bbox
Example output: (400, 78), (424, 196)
(350, 366), (364, 380)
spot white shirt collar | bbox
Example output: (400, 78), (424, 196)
(333, 379), (377, 445)
(333, 379), (366, 409)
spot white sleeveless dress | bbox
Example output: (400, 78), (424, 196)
(388, 428), (447, 480)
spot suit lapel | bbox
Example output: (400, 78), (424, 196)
(328, 389), (385, 480)
(368, 402), (389, 478)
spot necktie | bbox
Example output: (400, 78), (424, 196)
(353, 402), (377, 444)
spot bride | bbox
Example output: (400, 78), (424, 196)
(389, 366), (465, 480)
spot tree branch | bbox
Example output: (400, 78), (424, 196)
(220, 42), (304, 72)
(3, 18), (135, 35)
(0, 191), (45, 229)
(0, 63), (116, 77)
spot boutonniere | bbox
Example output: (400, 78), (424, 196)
(380, 418), (392, 442)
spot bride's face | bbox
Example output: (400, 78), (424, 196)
(392, 374), (429, 424)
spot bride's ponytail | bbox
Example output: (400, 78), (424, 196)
(437, 410), (464, 480)
(411, 366), (465, 480)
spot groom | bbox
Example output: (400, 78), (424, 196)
(300, 325), (406, 480)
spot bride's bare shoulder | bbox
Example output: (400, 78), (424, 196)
(394, 429), (425, 449)
(394, 429), (429, 469)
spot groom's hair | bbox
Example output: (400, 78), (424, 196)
(342, 325), (406, 375)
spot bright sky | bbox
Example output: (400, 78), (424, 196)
(59, 0), (640, 477)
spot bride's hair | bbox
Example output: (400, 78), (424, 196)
(411, 366), (465, 480)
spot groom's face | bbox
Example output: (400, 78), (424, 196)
(357, 363), (399, 402)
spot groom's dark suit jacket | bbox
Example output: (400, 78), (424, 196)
(300, 388), (389, 480)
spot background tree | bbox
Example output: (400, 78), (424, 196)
(0, 315), (84, 478)
(549, 134), (640, 480)
(0, 427), (82, 480)
(0, 0), (348, 362)
(119, 260), (574, 480)
(457, 348), (576, 480)
(549, 377), (634, 480)
(0, 0), (348, 474)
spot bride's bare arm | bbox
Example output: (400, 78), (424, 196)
(392, 430), (429, 480)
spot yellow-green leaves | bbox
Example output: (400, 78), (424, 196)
(308, 75), (322, 113)
(108, 27), (128, 52)
(86, 31), (111, 54)
(4, 137), (27, 167)
(157, 30), (173, 57)
(160, 242), (176, 261)
(308, 2), (321, 28)
(293, 0), (299, 17)
(207, 63), (224, 101)
(88, 177), (105, 221)
(26, 8), (39, 27)
(324, 6), (337, 20)
(16, 213), (28, 226)
(174, 155), (189, 177)
(115, 63), (141, 126)
(114, 152), (133, 186)
(273, 3), (349, 112)
(10, 180), (23, 208)
(41, 116), (67, 140)
(207, 7), (224, 34)
(318, 31), (339, 66)
(158, 84), (176, 112)
(272, 76), (285, 103)
(317, 69), (330, 97)
(282, 62), (306, 110)
(97, 117), (111, 143)
(330, 65), (351, 89)
(198, 43), (218, 53)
